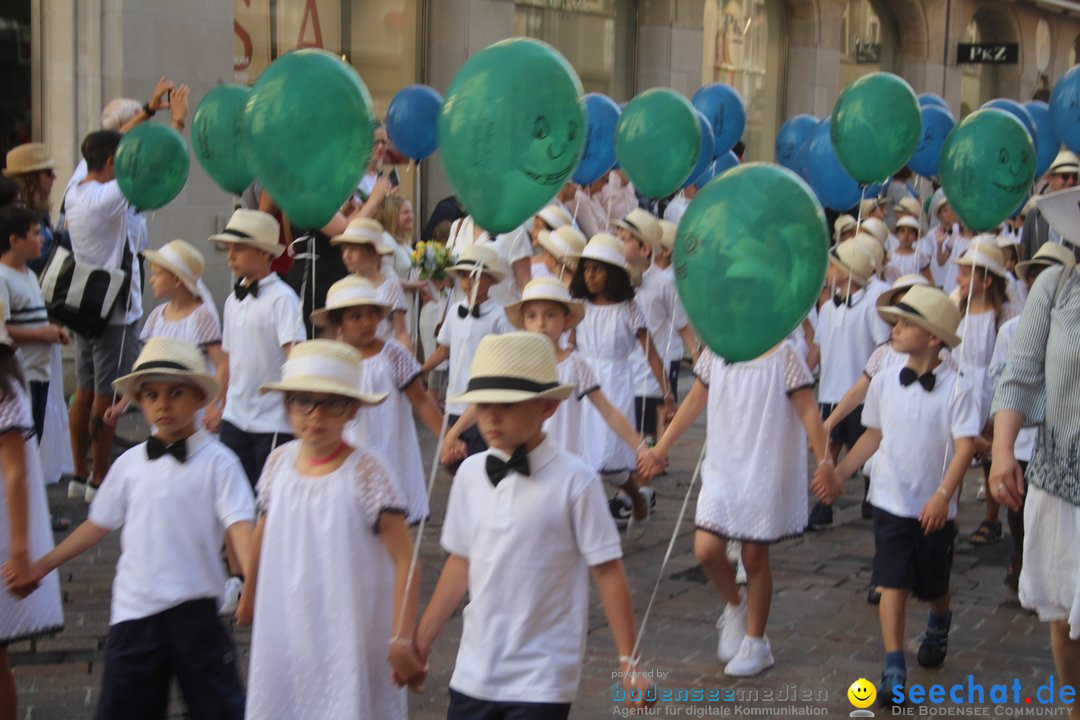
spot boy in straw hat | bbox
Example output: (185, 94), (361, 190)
(534, 224), (586, 283)
(817, 285), (979, 705)
(416, 331), (652, 717)
(8, 337), (255, 719)
(207, 209), (306, 487)
(422, 244), (514, 465)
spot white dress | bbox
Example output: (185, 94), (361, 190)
(693, 342), (815, 542)
(375, 275), (409, 342)
(141, 303), (223, 429)
(38, 346), (73, 485)
(544, 351), (603, 466)
(346, 340), (428, 523)
(574, 301), (646, 473)
(246, 441), (408, 720)
(883, 250), (929, 284)
(955, 310), (1008, 425)
(0, 385), (63, 642)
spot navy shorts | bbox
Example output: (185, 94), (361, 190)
(819, 402), (866, 449)
(634, 396), (660, 439)
(219, 421), (292, 488)
(447, 688), (570, 720)
(872, 507), (957, 601)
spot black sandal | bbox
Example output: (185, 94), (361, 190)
(969, 519), (1003, 545)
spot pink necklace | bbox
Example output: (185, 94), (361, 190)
(306, 441), (348, 466)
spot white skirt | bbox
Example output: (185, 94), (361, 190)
(1020, 486), (1080, 638)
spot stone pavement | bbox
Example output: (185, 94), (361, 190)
(10, 399), (1059, 719)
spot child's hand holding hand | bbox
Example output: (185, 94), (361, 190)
(919, 492), (949, 535)
(440, 434), (466, 466)
(389, 638), (427, 692)
(637, 448), (665, 480)
(621, 660), (657, 709)
(810, 461), (840, 505)
(4, 555), (40, 599)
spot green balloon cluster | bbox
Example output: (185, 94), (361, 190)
(615, 89), (700, 199)
(831, 72), (920, 183)
(114, 123), (190, 211)
(939, 109), (1035, 232)
(192, 84), (254, 195)
(674, 163), (828, 362)
(246, 49), (375, 230)
(438, 39), (585, 234)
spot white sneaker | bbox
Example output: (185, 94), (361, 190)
(725, 540), (742, 565)
(219, 576), (243, 616)
(67, 478), (87, 499)
(626, 510), (650, 545)
(716, 589), (748, 662)
(724, 635), (775, 677)
(735, 560), (747, 585)
(84, 482), (98, 504)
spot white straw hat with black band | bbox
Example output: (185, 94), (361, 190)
(537, 204), (574, 231)
(210, 209), (284, 258)
(894, 215), (921, 232)
(828, 237), (876, 286)
(859, 218), (890, 245)
(878, 285), (962, 348)
(310, 276), (392, 327)
(504, 278), (586, 330)
(260, 340), (386, 405)
(113, 337), (220, 405)
(580, 233), (629, 272)
(895, 196), (922, 218)
(448, 332), (575, 404)
(446, 243), (506, 282)
(658, 220), (677, 252)
(1048, 149), (1080, 176)
(141, 240), (205, 296)
(330, 218), (393, 254)
(876, 273), (931, 309)
(955, 238), (1008, 279)
(614, 208), (662, 250)
(1016, 242), (1077, 284)
(537, 225), (586, 264)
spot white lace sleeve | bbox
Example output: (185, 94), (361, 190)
(0, 386), (31, 437)
(574, 355), (601, 400)
(863, 342), (892, 379)
(624, 300), (648, 333)
(781, 342), (815, 394)
(693, 347), (717, 386)
(385, 340), (422, 390)
(353, 451), (408, 533)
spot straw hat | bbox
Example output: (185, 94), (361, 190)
(860, 218), (890, 245)
(310, 276), (391, 327)
(995, 234), (1022, 250)
(658, 219), (677, 252)
(537, 204), (573, 230)
(504, 277), (586, 330)
(537, 225), (586, 263)
(330, 218), (392, 254)
(955, 238), (1008, 278)
(876, 273), (931, 309)
(580, 233), (629, 271)
(878, 285), (962, 348)
(852, 233), (886, 272)
(859, 197), (887, 217)
(1016, 241), (1077, 283)
(113, 337), (220, 405)
(446, 243), (506, 281)
(930, 189), (950, 220)
(894, 215), (921, 232)
(1048, 149), (1080, 175)
(614, 208), (662, 250)
(895, 196), (922, 218)
(260, 339), (387, 404)
(3, 143), (54, 177)
(1035, 187), (1080, 246)
(834, 214), (857, 240)
(829, 237), (877, 286)
(210, 209), (283, 258)
(447, 332), (575, 404)
(141, 240), (205, 296)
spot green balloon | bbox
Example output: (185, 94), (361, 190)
(674, 163), (828, 362)
(615, 89), (700, 199)
(192, 84), (254, 195)
(114, 123), (189, 211)
(246, 49), (375, 229)
(438, 39), (585, 234)
(831, 72), (920, 183)
(939, 108), (1035, 232)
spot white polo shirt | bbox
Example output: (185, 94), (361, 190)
(88, 429), (256, 624)
(990, 317), (1038, 462)
(816, 283), (891, 404)
(222, 273), (306, 434)
(441, 437), (622, 704)
(435, 298), (513, 415)
(863, 363), (981, 520)
(631, 265), (689, 396)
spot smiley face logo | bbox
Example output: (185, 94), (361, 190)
(848, 678), (877, 709)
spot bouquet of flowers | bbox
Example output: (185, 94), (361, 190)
(411, 240), (453, 281)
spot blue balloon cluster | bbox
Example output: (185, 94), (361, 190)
(908, 105), (955, 177)
(573, 93), (621, 185)
(691, 84), (746, 154)
(1025, 101), (1058, 178)
(775, 115), (817, 171)
(799, 117), (861, 212)
(1050, 66), (1080, 155)
(683, 111), (716, 189)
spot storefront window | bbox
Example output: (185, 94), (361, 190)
(513, 0), (636, 101)
(0, 1), (32, 160)
(839, 0), (898, 88)
(959, 15), (998, 117)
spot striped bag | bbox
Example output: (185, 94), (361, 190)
(38, 242), (132, 338)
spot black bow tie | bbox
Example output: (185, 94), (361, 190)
(458, 303), (481, 319)
(146, 436), (188, 463)
(485, 445), (530, 486)
(899, 367), (936, 392)
(234, 279), (259, 300)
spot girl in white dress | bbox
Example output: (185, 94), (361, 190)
(884, 216), (933, 284)
(331, 217), (413, 353)
(312, 277), (445, 523)
(0, 320), (63, 717)
(569, 234), (673, 525)
(243, 340), (424, 720)
(642, 338), (829, 679)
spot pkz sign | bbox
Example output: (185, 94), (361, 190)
(958, 43), (1019, 64)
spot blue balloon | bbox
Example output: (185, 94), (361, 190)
(691, 84), (746, 154)
(1025, 100), (1059, 177)
(801, 118), (861, 211)
(572, 93), (621, 185)
(982, 99), (1038, 145)
(714, 150), (739, 175)
(386, 84), (442, 160)
(1050, 65), (1080, 154)
(908, 105), (955, 177)
(919, 93), (949, 110)
(683, 111), (716, 189)
(775, 114), (818, 170)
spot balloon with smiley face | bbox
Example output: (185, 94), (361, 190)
(940, 108), (1035, 232)
(616, 89), (700, 199)
(831, 72), (921, 184)
(908, 104), (955, 177)
(438, 38), (585, 234)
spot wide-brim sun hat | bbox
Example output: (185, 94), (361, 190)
(658, 219), (677, 252)
(447, 332), (575, 405)
(895, 196), (922, 218)
(310, 276), (392, 327)
(330, 217), (393, 254)
(852, 233), (886, 272)
(876, 273), (932, 309)
(860, 197), (888, 217)
(614, 208), (662, 250)
(894, 215), (921, 232)
(260, 339), (387, 404)
(834, 214), (857, 239)
(878, 285), (962, 348)
(995, 234), (1022, 250)
(859, 217), (890, 245)
(113, 337), (220, 405)
(446, 243), (506, 282)
(504, 277), (586, 330)
(955, 237), (1008, 278)
(141, 239), (205, 296)
(537, 225), (586, 263)
(828, 237), (876, 286)
(537, 204), (573, 231)
(1016, 241), (1077, 283)
(1035, 187), (1080, 247)
(210, 209), (284, 258)
(1048, 149), (1079, 176)
(580, 233), (629, 271)
(3, 143), (54, 177)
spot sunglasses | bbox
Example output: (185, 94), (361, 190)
(284, 394), (354, 417)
